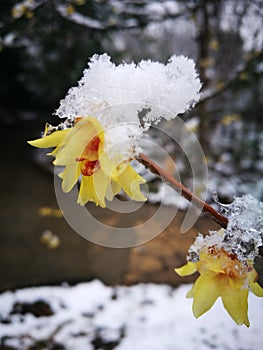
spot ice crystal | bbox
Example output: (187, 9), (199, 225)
(188, 195), (263, 264)
(223, 195), (263, 261)
(187, 230), (224, 262)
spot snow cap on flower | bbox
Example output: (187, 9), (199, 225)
(222, 195), (263, 261)
(176, 195), (263, 326)
(28, 53), (201, 207)
(56, 53), (201, 123)
(187, 195), (263, 263)
(187, 229), (225, 263)
(176, 227), (263, 327)
(55, 53), (201, 160)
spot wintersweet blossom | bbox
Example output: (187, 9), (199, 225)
(175, 229), (263, 326)
(28, 116), (146, 207)
(28, 53), (201, 206)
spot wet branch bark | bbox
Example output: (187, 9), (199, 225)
(136, 152), (228, 228)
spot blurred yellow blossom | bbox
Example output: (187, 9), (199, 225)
(66, 5), (75, 15)
(239, 71), (249, 80)
(209, 39), (220, 51)
(221, 113), (241, 125)
(215, 81), (225, 91)
(175, 230), (263, 327)
(199, 57), (215, 69)
(28, 116), (146, 207)
(38, 206), (63, 218)
(12, 0), (34, 19)
(41, 230), (60, 249)
(74, 0), (86, 5)
(12, 4), (27, 18)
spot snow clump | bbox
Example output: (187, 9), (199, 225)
(187, 195), (263, 263)
(223, 194), (263, 261)
(55, 53), (201, 160)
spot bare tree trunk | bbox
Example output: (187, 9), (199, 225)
(195, 1), (211, 150)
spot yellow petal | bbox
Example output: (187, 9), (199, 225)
(54, 124), (96, 166)
(198, 252), (223, 275)
(229, 275), (245, 291)
(86, 116), (104, 136)
(221, 285), (249, 327)
(28, 129), (69, 148)
(99, 152), (117, 177)
(174, 261), (197, 276)
(77, 175), (102, 207)
(92, 169), (111, 207)
(54, 117), (104, 166)
(48, 146), (61, 157)
(116, 164), (146, 201)
(60, 163), (81, 193)
(105, 180), (121, 201)
(250, 282), (263, 297)
(189, 275), (221, 318)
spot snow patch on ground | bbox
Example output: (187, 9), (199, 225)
(0, 280), (262, 350)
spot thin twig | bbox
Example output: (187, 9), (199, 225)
(136, 153), (228, 228)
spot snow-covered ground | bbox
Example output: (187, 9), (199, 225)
(0, 280), (262, 350)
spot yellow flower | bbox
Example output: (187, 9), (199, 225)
(28, 116), (146, 207)
(175, 244), (263, 327)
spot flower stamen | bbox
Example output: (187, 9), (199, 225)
(76, 135), (101, 176)
(80, 160), (100, 176)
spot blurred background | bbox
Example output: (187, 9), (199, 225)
(1, 0), (263, 292)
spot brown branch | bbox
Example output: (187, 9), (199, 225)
(136, 152), (228, 228)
